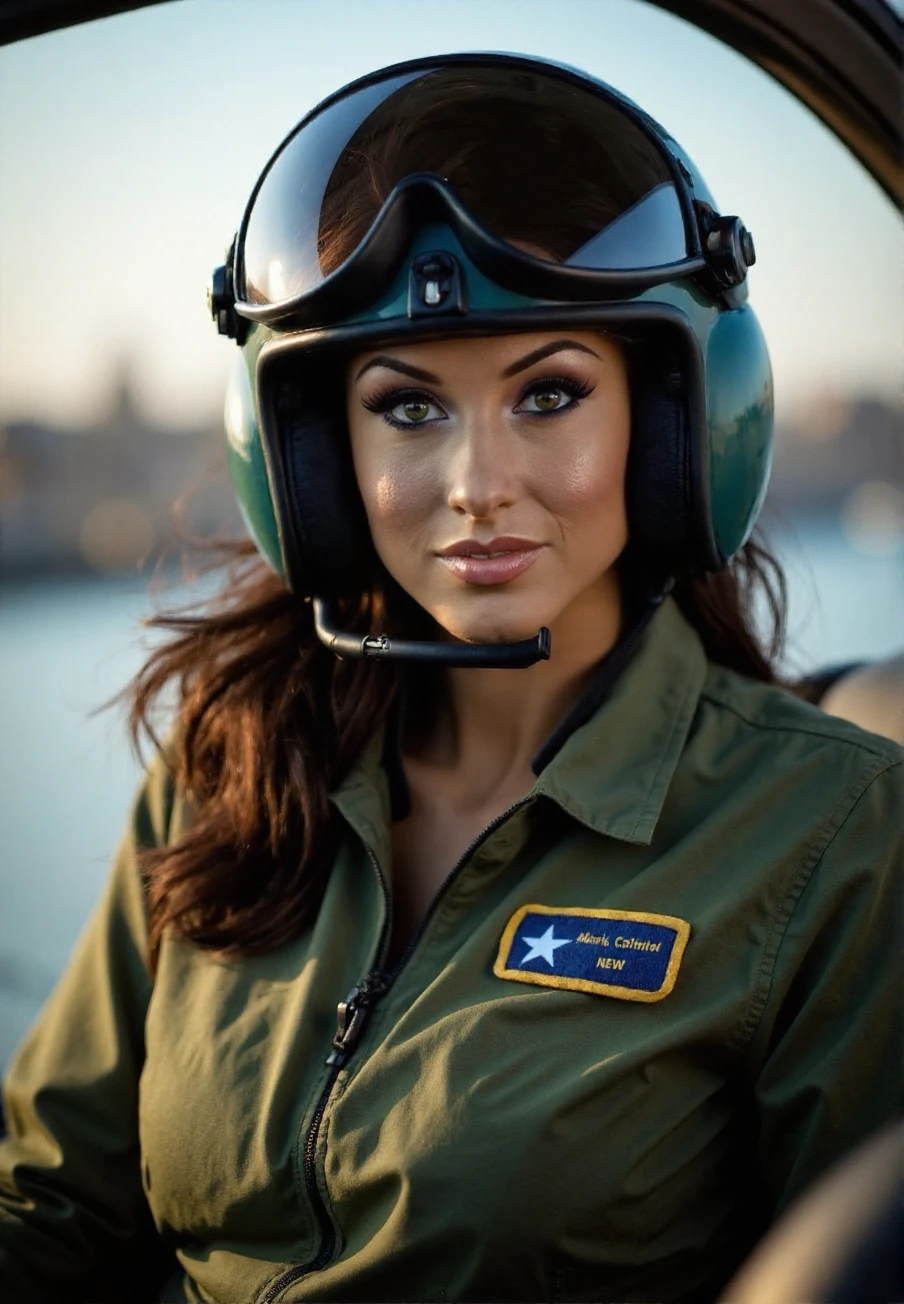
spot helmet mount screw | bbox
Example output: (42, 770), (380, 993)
(740, 225), (756, 267)
(208, 240), (248, 344)
(697, 206), (756, 289)
(408, 250), (468, 318)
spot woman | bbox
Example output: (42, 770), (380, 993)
(1, 53), (901, 1304)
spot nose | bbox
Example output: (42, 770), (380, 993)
(446, 420), (517, 519)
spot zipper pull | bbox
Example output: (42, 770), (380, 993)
(326, 971), (389, 1068)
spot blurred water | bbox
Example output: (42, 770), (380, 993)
(1, 520), (902, 1071)
(0, 577), (152, 1070)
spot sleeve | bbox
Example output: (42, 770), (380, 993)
(748, 756), (904, 1219)
(0, 750), (180, 1304)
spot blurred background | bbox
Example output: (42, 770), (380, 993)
(1, 0), (902, 1071)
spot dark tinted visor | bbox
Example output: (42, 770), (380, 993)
(239, 61), (693, 307)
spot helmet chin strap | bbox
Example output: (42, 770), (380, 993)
(312, 598), (551, 668)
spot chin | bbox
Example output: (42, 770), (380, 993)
(431, 600), (552, 646)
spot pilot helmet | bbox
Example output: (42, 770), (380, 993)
(210, 52), (773, 610)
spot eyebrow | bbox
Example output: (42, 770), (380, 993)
(355, 356), (441, 383)
(501, 339), (601, 377)
(354, 339), (601, 384)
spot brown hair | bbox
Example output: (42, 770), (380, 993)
(129, 74), (788, 969)
(131, 551), (396, 968)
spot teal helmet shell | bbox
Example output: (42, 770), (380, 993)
(212, 53), (774, 595)
(223, 330), (282, 576)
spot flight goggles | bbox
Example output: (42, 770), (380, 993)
(214, 53), (755, 339)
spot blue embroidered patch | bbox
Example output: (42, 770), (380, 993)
(494, 904), (691, 1002)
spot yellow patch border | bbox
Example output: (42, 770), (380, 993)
(493, 903), (691, 1003)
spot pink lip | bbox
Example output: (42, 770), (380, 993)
(438, 536), (544, 586)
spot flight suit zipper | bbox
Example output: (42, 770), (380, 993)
(258, 797), (533, 1303)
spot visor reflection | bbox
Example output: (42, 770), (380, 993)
(241, 62), (691, 307)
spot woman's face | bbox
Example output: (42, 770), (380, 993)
(345, 330), (631, 645)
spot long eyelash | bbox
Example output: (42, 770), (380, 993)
(360, 384), (436, 414)
(518, 374), (595, 408)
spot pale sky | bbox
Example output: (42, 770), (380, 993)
(0, 0), (901, 431)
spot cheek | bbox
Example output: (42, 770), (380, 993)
(540, 413), (631, 528)
(352, 444), (438, 552)
(371, 468), (420, 522)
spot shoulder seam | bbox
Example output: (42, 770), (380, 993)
(699, 682), (902, 765)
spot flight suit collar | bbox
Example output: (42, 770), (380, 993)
(533, 597), (706, 845)
(332, 597), (707, 855)
(330, 727), (395, 872)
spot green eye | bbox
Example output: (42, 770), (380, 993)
(362, 387), (445, 429)
(399, 400), (430, 423)
(518, 377), (593, 417)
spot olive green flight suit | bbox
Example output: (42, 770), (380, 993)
(1, 599), (901, 1303)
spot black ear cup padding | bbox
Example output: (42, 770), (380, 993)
(275, 379), (375, 597)
(624, 345), (696, 572)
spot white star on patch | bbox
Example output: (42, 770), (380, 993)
(520, 925), (571, 968)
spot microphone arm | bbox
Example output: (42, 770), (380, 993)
(313, 597), (551, 668)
